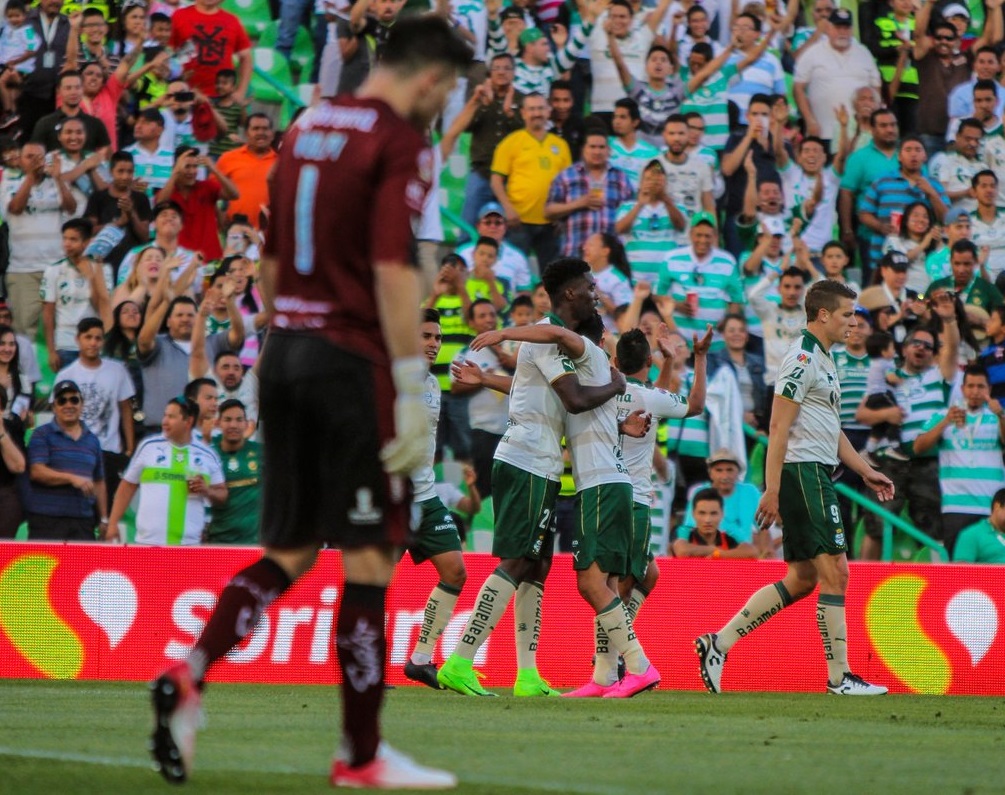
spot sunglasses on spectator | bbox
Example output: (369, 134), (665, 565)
(56, 395), (81, 405)
(909, 340), (934, 351)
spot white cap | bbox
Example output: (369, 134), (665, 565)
(941, 3), (970, 19)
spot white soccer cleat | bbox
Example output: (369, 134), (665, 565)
(827, 673), (888, 696)
(695, 633), (726, 694)
(331, 742), (458, 789)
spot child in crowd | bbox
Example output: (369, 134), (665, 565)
(209, 69), (246, 159)
(0, 0), (36, 127)
(863, 330), (907, 462)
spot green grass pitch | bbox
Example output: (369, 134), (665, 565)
(2, 680), (1005, 794)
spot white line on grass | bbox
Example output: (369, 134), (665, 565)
(0, 747), (616, 794)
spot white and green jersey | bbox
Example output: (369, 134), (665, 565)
(608, 136), (660, 189)
(831, 345), (870, 432)
(593, 264), (633, 332)
(691, 144), (725, 200)
(618, 378), (688, 504)
(565, 338), (630, 491)
(739, 255), (783, 340)
(124, 143), (175, 197)
(971, 207), (1005, 281)
(924, 406), (1005, 514)
(775, 330), (841, 466)
(664, 245), (744, 351)
(980, 134), (1005, 207)
(494, 315), (584, 481)
(924, 247), (952, 285)
(124, 435), (225, 546)
(39, 259), (114, 350)
(658, 150), (713, 219)
(664, 369), (710, 459)
(617, 200), (684, 280)
(929, 151), (981, 213)
(780, 164), (840, 252)
(680, 62), (738, 150)
(895, 365), (952, 455)
(410, 373), (441, 503)
(747, 274), (806, 384)
(512, 22), (591, 96)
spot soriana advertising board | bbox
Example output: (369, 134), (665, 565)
(0, 543), (1001, 695)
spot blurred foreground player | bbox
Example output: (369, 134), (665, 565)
(695, 281), (895, 696)
(147, 17), (472, 789)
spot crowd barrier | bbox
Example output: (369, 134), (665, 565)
(1, 544), (1000, 695)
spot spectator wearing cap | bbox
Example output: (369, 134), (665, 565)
(513, 14), (596, 98)
(116, 201), (195, 291)
(106, 394), (226, 546)
(215, 114), (276, 231)
(31, 71), (110, 154)
(83, 150), (154, 276)
(544, 129), (634, 258)
(953, 488), (1005, 563)
(487, 6), (527, 58)
(929, 239), (1004, 311)
(969, 170), (1005, 282)
(910, 10), (974, 157)
(25, 378), (106, 541)
(926, 206), (972, 283)
(881, 200), (943, 294)
(491, 92), (571, 267)
(681, 451), (763, 545)
(859, 251), (927, 343)
(124, 109), (174, 200)
(616, 158), (686, 282)
(793, 8), (881, 150)
(460, 52), (525, 232)
(0, 385), (26, 538)
(169, 0), (252, 101)
(672, 488), (760, 559)
(155, 146), (239, 262)
(0, 141), (76, 337)
(662, 212), (743, 352)
(455, 203), (533, 295)
(858, 137), (950, 274)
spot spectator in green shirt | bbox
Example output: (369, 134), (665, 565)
(954, 488), (1005, 563)
(928, 240), (1004, 313)
(207, 398), (261, 545)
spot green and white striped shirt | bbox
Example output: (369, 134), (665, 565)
(896, 366), (952, 456)
(616, 200), (682, 284)
(680, 62), (738, 150)
(831, 346), (870, 432)
(664, 245), (744, 351)
(924, 406), (1005, 514)
(608, 136), (660, 189)
(664, 369), (710, 459)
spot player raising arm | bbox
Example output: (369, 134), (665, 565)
(695, 280), (894, 696)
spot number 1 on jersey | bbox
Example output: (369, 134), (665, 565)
(294, 165), (319, 275)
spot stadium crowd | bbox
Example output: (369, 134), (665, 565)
(1, 0), (1005, 566)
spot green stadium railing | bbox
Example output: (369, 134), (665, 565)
(742, 425), (950, 563)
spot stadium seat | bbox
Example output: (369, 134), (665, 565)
(258, 22), (316, 80)
(250, 49), (294, 106)
(223, 0), (274, 40)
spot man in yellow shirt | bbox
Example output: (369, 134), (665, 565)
(490, 91), (572, 271)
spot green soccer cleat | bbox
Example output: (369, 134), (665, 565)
(513, 670), (562, 697)
(436, 656), (497, 697)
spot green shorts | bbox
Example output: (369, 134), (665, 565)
(491, 460), (559, 560)
(779, 462), (847, 561)
(628, 501), (654, 582)
(572, 482), (633, 576)
(408, 497), (462, 565)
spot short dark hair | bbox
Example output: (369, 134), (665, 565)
(216, 68), (237, 81)
(549, 79), (572, 95)
(579, 311), (604, 344)
(737, 11), (761, 31)
(690, 41), (714, 60)
(664, 113), (688, 129)
(475, 235), (500, 251)
(510, 294), (533, 312)
(542, 257), (590, 306)
(870, 108), (897, 126)
(865, 331), (895, 358)
(779, 266), (807, 284)
(422, 308), (440, 324)
(5, 0), (27, 12)
(821, 240), (848, 258)
(245, 112), (272, 131)
(381, 15), (472, 73)
(899, 135), (926, 152)
(952, 239), (980, 259)
(214, 349), (241, 365)
(718, 312), (747, 332)
(468, 297), (495, 321)
(805, 280), (857, 322)
(647, 44), (672, 61)
(62, 218), (93, 239)
(218, 398), (247, 417)
(57, 70), (81, 89)
(972, 168), (999, 187)
(614, 97), (641, 122)
(749, 92), (772, 112)
(149, 11), (171, 25)
(167, 296), (197, 317)
(81, 7), (105, 20)
(686, 4), (707, 18)
(962, 362), (989, 384)
(109, 150), (134, 168)
(174, 145), (199, 162)
(974, 78), (998, 96)
(959, 118), (986, 138)
(166, 395), (199, 421)
(992, 488), (1005, 510)
(76, 316), (104, 335)
(615, 328), (650, 374)
(800, 135), (827, 153)
(610, 0), (633, 12)
(184, 377), (217, 403)
(692, 487), (724, 508)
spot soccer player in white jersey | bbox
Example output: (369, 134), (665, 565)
(613, 325), (710, 639)
(107, 395), (226, 545)
(438, 258), (631, 697)
(401, 309), (469, 689)
(695, 280), (895, 696)
(468, 311), (657, 697)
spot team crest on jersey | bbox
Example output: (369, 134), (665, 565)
(796, 352), (810, 364)
(348, 488), (382, 525)
(228, 458), (239, 472)
(834, 530), (846, 547)
(551, 145), (560, 155)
